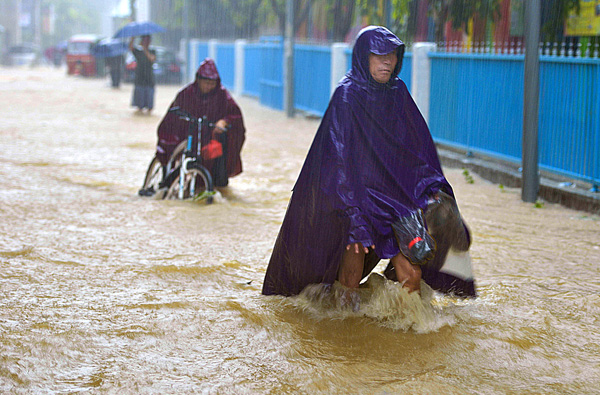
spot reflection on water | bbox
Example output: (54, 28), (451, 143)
(1, 68), (599, 394)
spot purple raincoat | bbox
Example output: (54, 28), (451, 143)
(262, 26), (464, 297)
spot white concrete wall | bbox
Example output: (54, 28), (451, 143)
(136, 0), (150, 22)
(208, 39), (218, 62)
(188, 39), (201, 83)
(330, 42), (349, 97)
(411, 42), (437, 124)
(234, 39), (247, 96)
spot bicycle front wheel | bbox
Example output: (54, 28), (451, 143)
(164, 163), (214, 203)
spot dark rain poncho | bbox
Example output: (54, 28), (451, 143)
(262, 26), (469, 297)
(156, 59), (245, 179)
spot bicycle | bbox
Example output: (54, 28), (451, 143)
(139, 107), (225, 204)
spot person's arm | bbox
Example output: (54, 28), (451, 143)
(128, 37), (135, 52)
(319, 94), (375, 249)
(143, 47), (156, 63)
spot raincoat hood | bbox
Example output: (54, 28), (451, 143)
(350, 25), (405, 86)
(195, 58), (221, 84)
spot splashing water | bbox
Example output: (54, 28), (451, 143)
(294, 273), (457, 333)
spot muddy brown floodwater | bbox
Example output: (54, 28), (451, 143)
(1, 67), (599, 394)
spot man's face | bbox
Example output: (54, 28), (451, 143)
(198, 78), (217, 94)
(141, 36), (151, 48)
(368, 52), (397, 84)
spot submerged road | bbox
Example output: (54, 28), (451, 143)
(1, 67), (599, 394)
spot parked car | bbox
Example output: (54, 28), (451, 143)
(4, 43), (38, 66)
(124, 46), (182, 84)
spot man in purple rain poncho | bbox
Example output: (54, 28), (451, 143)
(262, 26), (474, 301)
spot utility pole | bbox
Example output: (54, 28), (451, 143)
(15, 0), (23, 44)
(183, 0), (189, 83)
(385, 0), (392, 28)
(522, 0), (541, 203)
(284, 0), (295, 118)
(129, 0), (136, 22)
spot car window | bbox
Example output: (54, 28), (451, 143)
(68, 42), (92, 55)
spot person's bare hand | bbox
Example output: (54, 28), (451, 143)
(345, 243), (375, 254)
(212, 119), (228, 135)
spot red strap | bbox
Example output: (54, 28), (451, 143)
(408, 237), (422, 249)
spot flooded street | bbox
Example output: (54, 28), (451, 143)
(1, 67), (599, 394)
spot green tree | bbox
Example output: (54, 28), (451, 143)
(130, 0), (136, 21)
(43, 0), (104, 42)
(268, 0), (315, 36)
(541, 0), (580, 42)
(429, 0), (501, 43)
(221, 0), (270, 38)
(357, 0), (412, 40)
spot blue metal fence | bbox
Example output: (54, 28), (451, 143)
(294, 44), (331, 116)
(195, 42), (209, 68)
(259, 42), (283, 110)
(243, 43), (261, 97)
(538, 56), (600, 185)
(429, 52), (600, 186)
(429, 53), (524, 161)
(216, 43), (235, 90)
(189, 38), (599, 187)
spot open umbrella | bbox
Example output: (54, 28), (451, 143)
(92, 38), (128, 58)
(113, 21), (166, 39)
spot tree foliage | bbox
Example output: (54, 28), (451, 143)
(268, 0), (315, 35)
(221, 0), (269, 38)
(43, 0), (103, 42)
(541, 0), (581, 42)
(428, 0), (501, 43)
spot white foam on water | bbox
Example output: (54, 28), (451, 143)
(293, 273), (457, 333)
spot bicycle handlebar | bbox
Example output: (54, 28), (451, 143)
(168, 106), (229, 132)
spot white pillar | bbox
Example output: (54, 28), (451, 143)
(208, 39), (218, 62)
(136, 0), (150, 22)
(189, 39), (201, 83)
(411, 42), (436, 124)
(234, 39), (246, 97)
(331, 42), (349, 97)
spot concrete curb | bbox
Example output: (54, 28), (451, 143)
(437, 145), (600, 215)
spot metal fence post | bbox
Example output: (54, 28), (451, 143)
(284, 0), (295, 118)
(522, 0), (541, 203)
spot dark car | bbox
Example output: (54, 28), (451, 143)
(124, 46), (182, 84)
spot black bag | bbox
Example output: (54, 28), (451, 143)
(391, 209), (436, 265)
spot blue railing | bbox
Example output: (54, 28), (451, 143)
(189, 38), (600, 187)
(539, 56), (600, 184)
(243, 43), (261, 97)
(259, 42), (283, 110)
(294, 44), (331, 116)
(195, 42), (209, 68)
(429, 53), (524, 161)
(216, 43), (235, 90)
(429, 52), (600, 186)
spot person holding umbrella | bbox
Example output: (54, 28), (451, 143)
(129, 34), (156, 114)
(114, 22), (165, 114)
